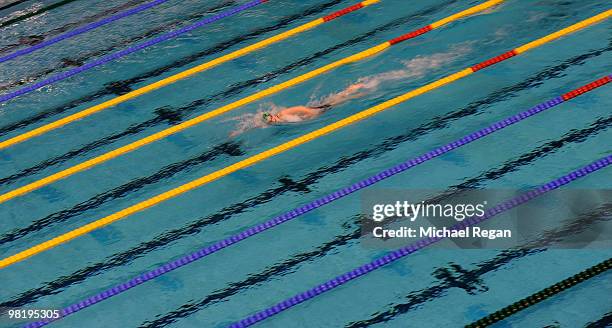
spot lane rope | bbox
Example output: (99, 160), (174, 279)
(0, 10), (608, 269)
(231, 156), (612, 327)
(0, 0), (505, 202)
(0, 0), (174, 64)
(0, 0), (382, 143)
(20, 75), (611, 325)
(0, 0), (269, 103)
(465, 258), (612, 327)
(0, 0), (80, 29)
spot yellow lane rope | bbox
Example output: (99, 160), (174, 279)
(1, 9), (608, 269)
(0, 0), (505, 204)
(0, 0), (380, 150)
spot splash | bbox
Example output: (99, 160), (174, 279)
(356, 43), (473, 90)
(226, 102), (282, 137)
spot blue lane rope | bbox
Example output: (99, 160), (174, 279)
(0, 0), (266, 103)
(0, 0), (172, 64)
(23, 76), (611, 327)
(231, 155), (612, 327)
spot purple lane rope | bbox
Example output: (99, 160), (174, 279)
(0, 0), (266, 103)
(0, 0), (173, 64)
(232, 155), (612, 327)
(23, 76), (610, 328)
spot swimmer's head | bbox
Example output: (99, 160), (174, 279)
(262, 112), (279, 124)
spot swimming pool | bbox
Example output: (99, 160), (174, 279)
(0, 0), (611, 327)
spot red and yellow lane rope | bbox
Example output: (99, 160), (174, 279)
(0, 0), (379, 150)
(0, 0), (505, 204)
(1, 8), (609, 269)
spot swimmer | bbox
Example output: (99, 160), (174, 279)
(228, 82), (369, 137)
(261, 83), (368, 124)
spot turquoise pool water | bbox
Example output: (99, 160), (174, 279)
(0, 0), (611, 327)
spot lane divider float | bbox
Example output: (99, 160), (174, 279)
(1, 8), (609, 269)
(19, 74), (612, 326)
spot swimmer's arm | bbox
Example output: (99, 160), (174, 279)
(320, 82), (369, 107)
(282, 106), (320, 116)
